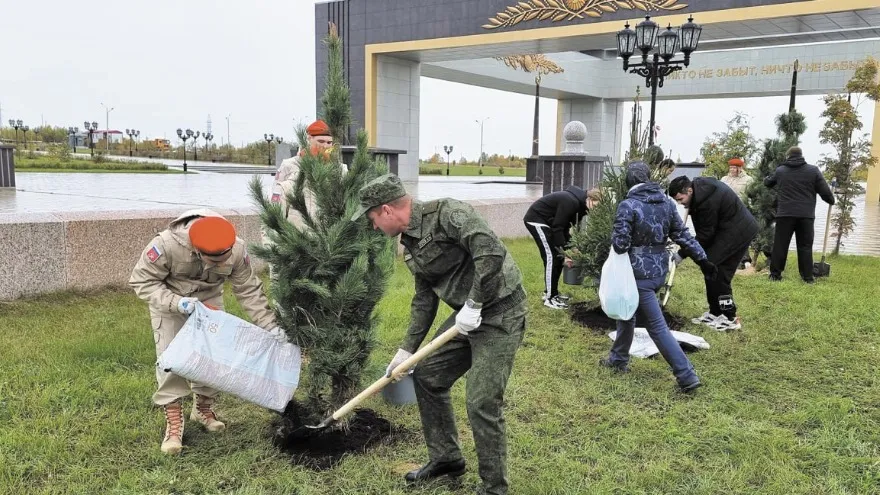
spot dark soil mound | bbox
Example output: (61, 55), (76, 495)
(569, 302), (688, 332)
(271, 401), (402, 470)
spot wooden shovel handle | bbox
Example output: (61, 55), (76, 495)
(329, 325), (461, 422)
(820, 203), (833, 257)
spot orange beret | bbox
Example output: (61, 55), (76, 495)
(189, 216), (236, 255)
(306, 120), (331, 137)
(728, 158), (744, 167)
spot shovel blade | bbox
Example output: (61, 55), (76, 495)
(305, 416), (337, 430)
(813, 262), (831, 278)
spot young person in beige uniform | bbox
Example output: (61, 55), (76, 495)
(130, 209), (286, 454)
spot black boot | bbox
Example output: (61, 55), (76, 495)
(404, 459), (466, 483)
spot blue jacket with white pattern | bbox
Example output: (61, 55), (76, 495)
(612, 182), (707, 280)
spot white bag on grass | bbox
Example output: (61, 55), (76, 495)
(599, 249), (639, 321)
(157, 302), (301, 412)
(608, 328), (710, 358)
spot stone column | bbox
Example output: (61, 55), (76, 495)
(376, 55), (420, 182)
(0, 145), (15, 188)
(867, 100), (880, 203)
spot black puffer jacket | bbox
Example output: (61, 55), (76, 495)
(689, 177), (759, 262)
(523, 186), (588, 246)
(764, 156), (835, 218)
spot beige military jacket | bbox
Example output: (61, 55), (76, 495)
(129, 209), (277, 329)
(721, 173), (754, 200)
(271, 156), (348, 227)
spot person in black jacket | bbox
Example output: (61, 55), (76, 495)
(669, 176), (758, 331)
(523, 186), (600, 309)
(764, 146), (835, 283)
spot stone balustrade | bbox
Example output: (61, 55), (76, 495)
(0, 197), (533, 300)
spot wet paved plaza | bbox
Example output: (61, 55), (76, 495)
(0, 171), (876, 256)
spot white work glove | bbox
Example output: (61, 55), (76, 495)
(177, 297), (199, 315)
(455, 299), (483, 335)
(385, 348), (414, 381)
(267, 326), (288, 344)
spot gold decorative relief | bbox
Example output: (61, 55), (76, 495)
(482, 0), (688, 30)
(495, 54), (564, 84)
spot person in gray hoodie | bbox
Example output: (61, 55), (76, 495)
(764, 146), (835, 283)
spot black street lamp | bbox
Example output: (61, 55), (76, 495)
(125, 129), (139, 157)
(177, 128), (195, 172)
(264, 133), (282, 166)
(10, 120), (27, 151)
(83, 121), (99, 157)
(203, 132), (214, 161)
(68, 126), (79, 153)
(617, 15), (702, 146)
(443, 145), (454, 176)
(190, 130), (201, 162)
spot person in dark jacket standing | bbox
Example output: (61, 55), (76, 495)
(668, 176), (759, 331)
(602, 162), (715, 393)
(764, 146), (835, 283)
(523, 186), (600, 309)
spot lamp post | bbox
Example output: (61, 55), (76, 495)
(475, 117), (489, 167)
(264, 133), (277, 166)
(203, 132), (214, 161)
(68, 126), (79, 153)
(443, 145), (454, 176)
(134, 130), (140, 152)
(125, 129), (139, 157)
(101, 102), (115, 150)
(177, 128), (195, 172)
(10, 120), (26, 150)
(617, 15), (702, 146)
(191, 130), (201, 162)
(83, 121), (98, 157)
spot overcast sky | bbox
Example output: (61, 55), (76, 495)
(1, 1), (874, 164)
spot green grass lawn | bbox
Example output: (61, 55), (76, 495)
(419, 164), (526, 177)
(1, 239), (878, 494)
(14, 155), (177, 173)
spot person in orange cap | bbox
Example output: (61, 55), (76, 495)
(720, 157), (753, 200)
(130, 209), (288, 455)
(266, 120), (347, 230)
(274, 119), (334, 184)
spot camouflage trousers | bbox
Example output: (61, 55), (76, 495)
(412, 301), (527, 495)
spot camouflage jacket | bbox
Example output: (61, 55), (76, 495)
(612, 183), (707, 280)
(400, 199), (526, 352)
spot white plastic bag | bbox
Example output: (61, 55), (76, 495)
(599, 249), (639, 321)
(157, 302), (301, 412)
(608, 328), (710, 358)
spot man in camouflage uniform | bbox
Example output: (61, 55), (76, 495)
(352, 174), (527, 495)
(130, 209), (287, 455)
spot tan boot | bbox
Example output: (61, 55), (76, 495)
(161, 400), (185, 455)
(191, 394), (226, 432)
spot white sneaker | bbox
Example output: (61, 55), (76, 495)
(544, 296), (569, 310)
(691, 312), (717, 325)
(710, 315), (742, 332)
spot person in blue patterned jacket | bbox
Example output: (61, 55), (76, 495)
(600, 162), (717, 393)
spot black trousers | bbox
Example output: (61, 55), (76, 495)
(770, 217), (816, 281)
(706, 242), (750, 319)
(524, 221), (563, 298)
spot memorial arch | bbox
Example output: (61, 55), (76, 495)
(313, 0), (880, 202)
